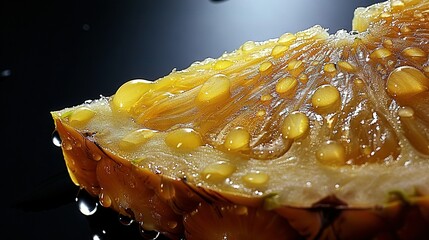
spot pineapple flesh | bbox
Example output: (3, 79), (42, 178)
(52, 0), (429, 239)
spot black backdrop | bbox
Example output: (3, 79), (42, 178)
(1, 0), (382, 239)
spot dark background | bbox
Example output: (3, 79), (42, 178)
(1, 0), (382, 239)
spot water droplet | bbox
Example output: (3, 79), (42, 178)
(201, 161), (236, 183)
(254, 190), (263, 196)
(401, 47), (427, 62)
(398, 106), (414, 118)
(1, 69), (11, 77)
(275, 76), (298, 95)
(139, 224), (160, 240)
(69, 107), (96, 127)
(281, 111), (309, 140)
(92, 234), (102, 240)
(311, 84), (341, 113)
(387, 66), (429, 98)
(278, 32), (296, 45)
(165, 128), (203, 152)
(196, 74), (231, 105)
(167, 221), (178, 229)
(233, 205), (248, 215)
(271, 44), (289, 58)
(259, 61), (273, 73)
(63, 139), (73, 150)
(82, 24), (90, 31)
(316, 140), (346, 166)
(99, 192), (112, 207)
(404, 160), (412, 167)
(369, 48), (393, 60)
(52, 130), (62, 147)
(119, 128), (157, 151)
(118, 214), (134, 226)
(240, 41), (256, 52)
(214, 59), (233, 70)
(323, 63), (337, 75)
(224, 127), (250, 151)
(242, 172), (269, 187)
(76, 190), (98, 216)
(92, 152), (102, 161)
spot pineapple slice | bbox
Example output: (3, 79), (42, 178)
(52, 0), (429, 239)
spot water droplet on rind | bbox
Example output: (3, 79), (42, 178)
(63, 139), (73, 150)
(99, 192), (112, 207)
(119, 214), (134, 226)
(139, 223), (160, 240)
(92, 152), (102, 161)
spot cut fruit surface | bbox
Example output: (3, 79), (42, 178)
(52, 0), (429, 239)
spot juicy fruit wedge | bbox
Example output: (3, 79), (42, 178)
(52, 0), (429, 239)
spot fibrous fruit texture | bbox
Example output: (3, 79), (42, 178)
(52, 0), (429, 239)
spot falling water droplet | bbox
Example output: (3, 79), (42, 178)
(1, 69), (11, 77)
(92, 230), (107, 240)
(82, 24), (91, 31)
(76, 190), (98, 216)
(92, 234), (103, 240)
(52, 130), (62, 147)
(118, 214), (134, 226)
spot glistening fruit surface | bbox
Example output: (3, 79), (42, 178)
(52, 0), (429, 239)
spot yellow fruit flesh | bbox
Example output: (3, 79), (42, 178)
(53, 0), (429, 213)
(51, 1), (429, 239)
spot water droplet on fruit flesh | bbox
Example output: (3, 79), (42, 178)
(201, 161), (236, 182)
(316, 141), (346, 166)
(281, 111), (309, 140)
(271, 45), (289, 58)
(224, 127), (250, 151)
(196, 74), (231, 105)
(259, 61), (273, 73)
(311, 84), (341, 113)
(387, 66), (429, 98)
(276, 77), (298, 95)
(240, 41), (256, 52)
(165, 128), (203, 152)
